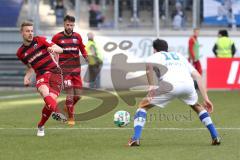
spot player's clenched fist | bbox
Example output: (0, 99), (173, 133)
(24, 76), (31, 86)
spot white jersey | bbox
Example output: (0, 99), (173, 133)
(146, 51), (198, 107)
(146, 51), (196, 86)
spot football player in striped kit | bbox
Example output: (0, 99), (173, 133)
(16, 21), (67, 136)
(52, 15), (88, 126)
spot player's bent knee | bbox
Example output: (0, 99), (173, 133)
(38, 85), (50, 97)
(190, 103), (203, 113)
(49, 92), (58, 100)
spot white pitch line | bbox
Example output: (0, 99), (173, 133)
(0, 93), (38, 100)
(0, 127), (240, 130)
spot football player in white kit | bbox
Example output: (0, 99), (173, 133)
(128, 39), (221, 146)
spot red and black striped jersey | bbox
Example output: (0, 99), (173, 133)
(16, 36), (58, 76)
(52, 31), (88, 76)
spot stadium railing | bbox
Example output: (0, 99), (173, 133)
(0, 54), (25, 87)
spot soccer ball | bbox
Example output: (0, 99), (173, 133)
(114, 110), (130, 127)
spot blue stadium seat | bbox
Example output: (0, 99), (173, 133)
(0, 0), (24, 27)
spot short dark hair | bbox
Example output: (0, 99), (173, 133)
(153, 39), (168, 52)
(64, 15), (75, 22)
(218, 29), (228, 37)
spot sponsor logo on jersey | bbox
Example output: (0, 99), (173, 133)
(73, 39), (78, 44)
(64, 47), (78, 51)
(28, 51), (43, 63)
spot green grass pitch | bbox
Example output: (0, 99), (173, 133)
(0, 89), (239, 160)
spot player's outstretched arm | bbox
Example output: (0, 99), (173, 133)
(146, 63), (156, 97)
(24, 65), (34, 86)
(191, 70), (213, 113)
(138, 64), (156, 109)
(47, 44), (63, 54)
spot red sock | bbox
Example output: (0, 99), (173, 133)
(68, 105), (74, 119)
(66, 96), (74, 118)
(38, 105), (52, 127)
(44, 96), (57, 112)
(73, 96), (80, 106)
